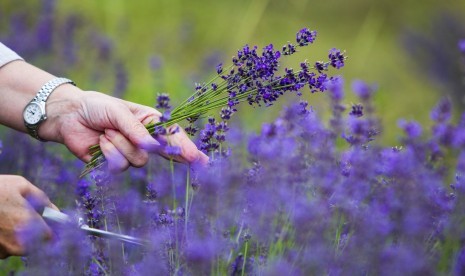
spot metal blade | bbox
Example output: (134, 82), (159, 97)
(42, 206), (72, 224)
(41, 207), (148, 247)
(80, 225), (147, 246)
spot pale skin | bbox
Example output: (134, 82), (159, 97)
(0, 60), (208, 258)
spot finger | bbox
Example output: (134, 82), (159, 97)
(25, 209), (54, 241)
(158, 149), (209, 167)
(20, 182), (53, 213)
(99, 135), (130, 173)
(124, 101), (162, 119)
(12, 199), (54, 256)
(104, 129), (150, 168)
(196, 151), (210, 166)
(49, 203), (60, 211)
(121, 102), (208, 165)
(141, 115), (157, 126)
(107, 105), (160, 150)
(163, 126), (208, 164)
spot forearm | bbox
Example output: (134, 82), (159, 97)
(0, 60), (55, 131)
(0, 60), (84, 141)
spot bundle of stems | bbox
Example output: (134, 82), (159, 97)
(80, 27), (346, 177)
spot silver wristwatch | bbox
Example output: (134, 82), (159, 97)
(23, 77), (76, 141)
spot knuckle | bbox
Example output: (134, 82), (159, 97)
(9, 175), (31, 192)
(129, 150), (149, 168)
(5, 242), (25, 256)
(129, 126), (149, 144)
(183, 149), (200, 163)
(13, 175), (28, 185)
(130, 121), (146, 134)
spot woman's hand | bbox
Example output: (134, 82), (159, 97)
(0, 60), (206, 173)
(0, 175), (57, 259)
(40, 89), (208, 172)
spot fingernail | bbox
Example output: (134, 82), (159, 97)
(105, 129), (117, 139)
(139, 135), (161, 150)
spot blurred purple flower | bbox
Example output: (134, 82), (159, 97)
(352, 79), (376, 100)
(149, 55), (163, 71)
(165, 145), (181, 156)
(398, 119), (422, 139)
(113, 62), (128, 98)
(402, 13), (465, 109)
(431, 97), (452, 122)
(458, 39), (465, 53)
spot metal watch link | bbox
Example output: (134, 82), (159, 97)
(23, 77), (76, 141)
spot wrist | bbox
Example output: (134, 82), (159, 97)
(37, 84), (85, 143)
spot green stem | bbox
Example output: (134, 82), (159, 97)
(184, 165), (190, 240)
(169, 145), (180, 272)
(241, 240), (249, 276)
(113, 202), (126, 262)
(174, 64), (234, 110)
(92, 257), (110, 276)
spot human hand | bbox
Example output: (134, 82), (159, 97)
(0, 175), (57, 259)
(39, 89), (208, 172)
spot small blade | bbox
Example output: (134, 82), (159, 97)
(42, 207), (148, 247)
(80, 225), (148, 246)
(42, 206), (72, 224)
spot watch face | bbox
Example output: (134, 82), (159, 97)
(24, 103), (43, 125)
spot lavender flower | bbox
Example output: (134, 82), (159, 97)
(431, 97), (452, 123)
(328, 48), (346, 69)
(296, 27), (317, 46)
(156, 93), (172, 110)
(352, 79), (376, 100)
(398, 119), (422, 139)
(83, 27), (346, 174)
(349, 103), (363, 117)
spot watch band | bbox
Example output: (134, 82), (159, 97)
(34, 77), (76, 103)
(25, 77), (76, 141)
(27, 124), (43, 142)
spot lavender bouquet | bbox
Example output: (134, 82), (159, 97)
(81, 27), (346, 176)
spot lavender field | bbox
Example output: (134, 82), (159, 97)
(2, 0), (465, 275)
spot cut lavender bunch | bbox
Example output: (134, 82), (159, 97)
(81, 27), (346, 176)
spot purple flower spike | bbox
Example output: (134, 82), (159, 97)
(328, 48), (345, 69)
(156, 93), (171, 110)
(315, 61), (327, 73)
(216, 63), (223, 74)
(296, 28), (317, 46)
(349, 104), (364, 117)
(282, 43), (296, 56)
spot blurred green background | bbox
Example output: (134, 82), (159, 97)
(2, 0), (465, 143)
